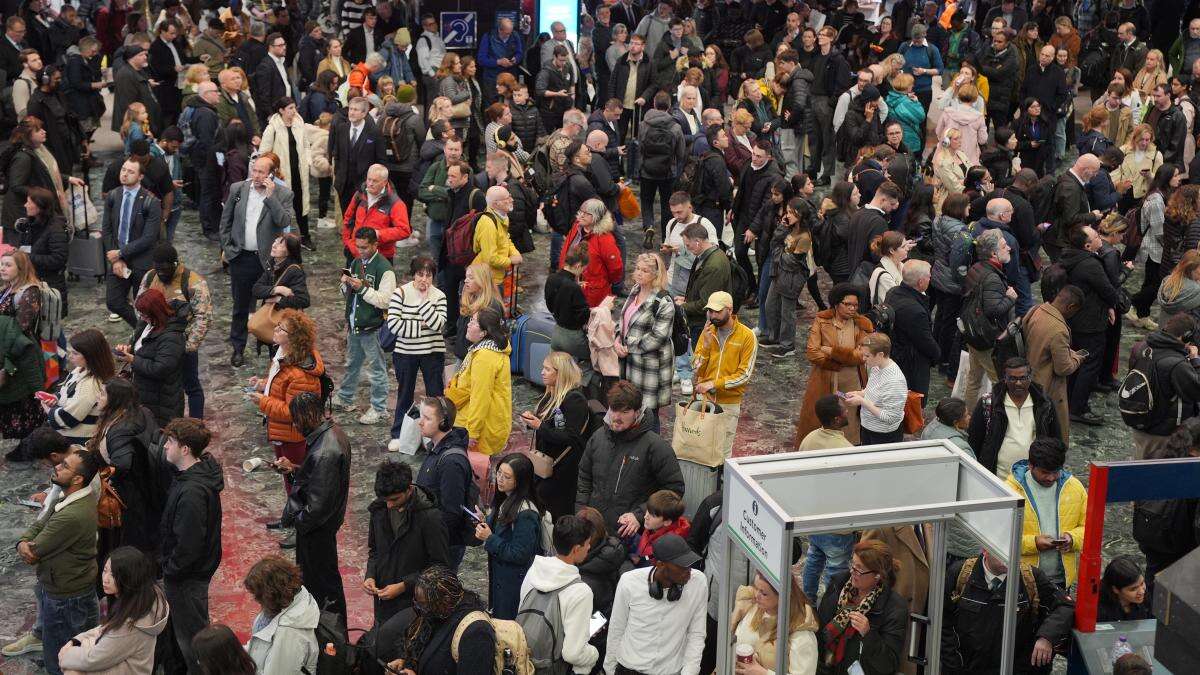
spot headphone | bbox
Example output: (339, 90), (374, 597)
(648, 570), (683, 602)
(37, 67), (53, 87)
(493, 127), (510, 150)
(430, 396), (455, 432)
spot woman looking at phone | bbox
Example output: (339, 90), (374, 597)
(1115, 123), (1163, 212)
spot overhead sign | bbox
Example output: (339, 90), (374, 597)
(441, 12), (477, 49)
(725, 467), (786, 584)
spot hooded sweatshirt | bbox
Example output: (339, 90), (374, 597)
(519, 555), (601, 674)
(159, 453), (224, 583)
(1157, 276), (1200, 322)
(247, 586), (321, 675)
(936, 104), (988, 165)
(57, 589), (170, 675)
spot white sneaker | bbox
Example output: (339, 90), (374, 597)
(387, 438), (404, 452)
(680, 378), (694, 396)
(317, 217), (337, 229)
(752, 326), (761, 337)
(107, 313), (121, 322)
(332, 398), (357, 413)
(397, 231), (422, 248)
(1139, 317), (1159, 330)
(358, 409), (386, 425)
(1124, 308), (1139, 324)
(2, 632), (42, 657)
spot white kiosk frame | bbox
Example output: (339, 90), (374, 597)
(717, 440), (1026, 675)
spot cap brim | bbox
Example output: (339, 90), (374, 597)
(668, 550), (702, 567)
(704, 303), (730, 312)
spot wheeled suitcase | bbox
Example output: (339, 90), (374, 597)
(510, 310), (554, 377)
(68, 233), (107, 281)
(679, 460), (720, 520)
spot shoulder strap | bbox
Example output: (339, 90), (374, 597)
(451, 610), (492, 662)
(1018, 563), (1039, 615)
(950, 556), (978, 603)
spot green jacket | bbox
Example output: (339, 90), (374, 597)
(21, 485), (99, 597)
(215, 91), (260, 139)
(0, 315), (42, 405)
(417, 158), (452, 221)
(1169, 35), (1200, 79)
(681, 245), (732, 325)
(344, 252), (395, 333)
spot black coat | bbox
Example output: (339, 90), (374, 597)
(836, 101), (884, 163)
(608, 54), (655, 106)
(544, 269), (589, 331)
(1013, 112), (1052, 176)
(576, 414), (684, 534)
(976, 45), (1020, 115)
(1020, 61), (1070, 121)
(252, 258), (311, 309)
(63, 51), (105, 122)
(815, 572), (909, 675)
(284, 421), (351, 535)
(295, 35), (325, 90)
(844, 207), (890, 275)
(967, 381), (1061, 474)
(159, 453), (224, 583)
(1, 147), (55, 244)
(328, 112), (387, 194)
(130, 308), (187, 428)
(252, 56), (296, 126)
(376, 599), (496, 675)
(26, 88), (80, 176)
(552, 167), (597, 235)
(695, 150), (733, 211)
(1046, 172), (1090, 252)
(1153, 104), (1189, 166)
(17, 214), (68, 291)
(732, 159), (783, 231)
(887, 283), (940, 395)
(104, 405), (162, 554)
(588, 153), (621, 214)
(344, 24), (386, 65)
(111, 66), (159, 134)
(578, 535), (628, 614)
(0, 34), (23, 83)
(184, 98), (221, 164)
(366, 485), (451, 621)
(587, 109), (622, 176)
(1060, 248), (1118, 335)
(509, 102), (546, 154)
(533, 387), (592, 519)
(941, 558), (1075, 675)
(963, 261), (1016, 335)
(415, 427), (475, 547)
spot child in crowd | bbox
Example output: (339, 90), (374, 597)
(631, 489), (690, 566)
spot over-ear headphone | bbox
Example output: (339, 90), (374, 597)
(432, 396), (455, 432)
(37, 67), (53, 87)
(648, 571), (683, 601)
(494, 127), (509, 150)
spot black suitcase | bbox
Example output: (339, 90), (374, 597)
(68, 233), (107, 281)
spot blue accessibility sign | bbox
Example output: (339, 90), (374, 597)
(441, 12), (477, 48)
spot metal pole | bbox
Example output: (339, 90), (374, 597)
(925, 522), (948, 673)
(1074, 464), (1110, 633)
(1000, 506), (1025, 674)
(776, 534), (792, 675)
(717, 525), (735, 675)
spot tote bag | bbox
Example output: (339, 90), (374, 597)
(672, 395), (728, 467)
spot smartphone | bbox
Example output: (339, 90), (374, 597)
(1050, 537), (1069, 546)
(243, 386), (257, 394)
(8, 497), (41, 509)
(837, 391), (849, 399)
(34, 391), (57, 404)
(341, 268), (353, 276)
(1076, 349), (1090, 358)
(462, 505), (483, 522)
(112, 347), (125, 356)
(378, 659), (405, 675)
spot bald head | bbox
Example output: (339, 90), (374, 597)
(986, 198), (1014, 222)
(586, 129), (609, 151)
(486, 185), (513, 213)
(1073, 154), (1102, 182)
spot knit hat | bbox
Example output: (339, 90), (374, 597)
(396, 83), (416, 104)
(857, 84), (881, 104)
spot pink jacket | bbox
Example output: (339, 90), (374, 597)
(935, 104), (989, 166)
(588, 306), (620, 377)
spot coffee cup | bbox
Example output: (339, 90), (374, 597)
(735, 643), (754, 664)
(243, 458), (267, 473)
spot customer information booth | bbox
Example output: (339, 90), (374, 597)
(716, 440), (1026, 674)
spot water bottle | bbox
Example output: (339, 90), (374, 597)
(1110, 635), (1133, 663)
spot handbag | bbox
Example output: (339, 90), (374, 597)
(247, 303), (283, 343)
(97, 466), (126, 529)
(902, 391), (925, 435)
(671, 395), (728, 467)
(392, 403), (422, 455)
(527, 401), (593, 478)
(450, 98), (471, 119)
(617, 184), (640, 219)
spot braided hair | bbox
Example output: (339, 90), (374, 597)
(401, 566), (482, 665)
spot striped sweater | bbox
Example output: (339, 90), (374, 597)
(48, 368), (103, 442)
(385, 282), (448, 355)
(860, 360), (909, 433)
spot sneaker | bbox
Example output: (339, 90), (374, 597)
(279, 531), (296, 549)
(300, 236), (317, 252)
(2, 633), (42, 657)
(387, 438), (404, 452)
(1124, 308), (1139, 324)
(397, 232), (422, 248)
(358, 409), (386, 425)
(332, 398), (357, 413)
(317, 217), (337, 229)
(1140, 317), (1159, 330)
(107, 313), (121, 322)
(759, 338), (779, 347)
(771, 345), (796, 358)
(752, 327), (761, 337)
(680, 378), (694, 396)
(642, 227), (655, 250)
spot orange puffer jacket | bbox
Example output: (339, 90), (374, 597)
(258, 350), (326, 443)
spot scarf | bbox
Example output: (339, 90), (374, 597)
(822, 579), (884, 667)
(456, 339), (500, 377)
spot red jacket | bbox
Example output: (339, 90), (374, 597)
(634, 517), (692, 565)
(342, 188), (413, 258)
(558, 219), (623, 307)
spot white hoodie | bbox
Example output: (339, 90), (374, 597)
(519, 555), (600, 674)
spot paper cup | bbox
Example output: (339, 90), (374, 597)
(735, 644), (754, 664)
(243, 458), (266, 473)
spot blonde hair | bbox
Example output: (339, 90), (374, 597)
(0, 250), (39, 291)
(746, 572), (819, 641)
(635, 253), (668, 292)
(230, 66), (251, 91)
(428, 96), (453, 125)
(120, 102), (149, 139)
(436, 53), (461, 79)
(1162, 250), (1200, 302)
(184, 63), (210, 87)
(891, 72), (915, 93)
(731, 108), (755, 127)
(956, 83), (979, 103)
(461, 262), (501, 315)
(315, 111), (333, 129)
(536, 351), (583, 418)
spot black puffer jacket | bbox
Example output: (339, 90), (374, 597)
(130, 304), (188, 427)
(160, 453), (224, 582)
(252, 258), (311, 309)
(103, 405), (162, 554)
(976, 44), (1020, 115)
(694, 150), (733, 211)
(552, 166), (598, 235)
(509, 101), (546, 153)
(1, 147), (55, 243)
(1059, 247), (1118, 335)
(544, 269), (590, 331)
(415, 426), (474, 547)
(578, 535), (629, 614)
(782, 66), (813, 134)
(16, 214), (68, 312)
(967, 381), (1061, 474)
(836, 99), (884, 164)
(576, 414), (684, 534)
(732, 158), (783, 233)
(887, 283), (940, 395)
(366, 484), (451, 621)
(929, 214), (972, 295)
(816, 572), (909, 675)
(284, 421), (351, 535)
(962, 261), (1015, 332)
(1155, 104), (1189, 166)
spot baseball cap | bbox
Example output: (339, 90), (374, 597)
(704, 291), (734, 312)
(653, 534), (701, 568)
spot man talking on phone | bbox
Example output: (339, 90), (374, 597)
(1003, 437), (1087, 591)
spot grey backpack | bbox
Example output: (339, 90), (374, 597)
(516, 578), (583, 675)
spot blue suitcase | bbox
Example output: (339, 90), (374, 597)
(509, 311), (555, 379)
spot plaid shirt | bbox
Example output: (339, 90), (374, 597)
(614, 288), (677, 409)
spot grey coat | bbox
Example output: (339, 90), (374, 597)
(614, 287), (676, 409)
(218, 180), (294, 268)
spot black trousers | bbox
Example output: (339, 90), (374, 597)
(931, 288), (964, 376)
(197, 159), (221, 237)
(1101, 314), (1123, 385)
(1131, 258), (1162, 317)
(318, 176), (333, 218)
(162, 578), (210, 675)
(228, 251), (264, 352)
(337, 180), (357, 214)
(297, 522), (347, 623)
(1068, 330), (1107, 415)
(733, 220), (758, 291)
(639, 177), (675, 239)
(861, 426), (904, 445)
(105, 266), (149, 327)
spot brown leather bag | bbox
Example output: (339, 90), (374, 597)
(97, 467), (125, 529)
(902, 391), (926, 435)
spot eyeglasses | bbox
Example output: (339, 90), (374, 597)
(274, 325), (289, 334)
(849, 565), (875, 577)
(839, 300), (860, 308)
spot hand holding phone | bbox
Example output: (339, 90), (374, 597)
(1074, 349), (1089, 359)
(463, 505), (483, 522)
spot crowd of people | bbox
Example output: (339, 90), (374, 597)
(1, 0), (1198, 673)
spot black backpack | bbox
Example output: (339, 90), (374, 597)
(676, 153), (702, 198)
(438, 446), (482, 533)
(725, 248), (752, 313)
(656, 295), (690, 355)
(865, 268), (894, 335)
(0, 141), (22, 195)
(958, 274), (1004, 350)
(1118, 344), (1186, 432)
(810, 213), (836, 269)
(303, 605), (355, 675)
(640, 123), (676, 178)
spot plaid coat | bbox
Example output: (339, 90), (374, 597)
(615, 287), (676, 409)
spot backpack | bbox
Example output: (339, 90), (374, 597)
(810, 213), (836, 269)
(0, 83), (17, 134)
(1132, 497), (1197, 557)
(0, 141), (23, 195)
(516, 579), (583, 675)
(639, 123), (676, 178)
(546, 175), (577, 235)
(1118, 344), (1186, 432)
(445, 198), (487, 266)
(438, 445), (483, 531)
(529, 145), (554, 196)
(309, 604), (353, 675)
(957, 271), (1004, 350)
(318, 371), (336, 412)
(177, 105), (198, 156)
(663, 297), (690, 355)
(725, 248), (752, 313)
(452, 610), (536, 675)
(676, 153), (702, 198)
(865, 267), (894, 335)
(949, 557), (1040, 616)
(1122, 206), (1145, 258)
(382, 113), (419, 168)
(18, 282), (64, 342)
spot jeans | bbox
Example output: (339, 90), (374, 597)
(1053, 117), (1067, 172)
(756, 257), (772, 333)
(297, 522), (347, 623)
(764, 285), (799, 348)
(163, 578), (209, 675)
(33, 581), (45, 637)
(182, 350), (204, 418)
(550, 231), (565, 271)
(778, 128), (800, 176)
(675, 325), (702, 382)
(639, 177), (675, 239)
(41, 590), (99, 675)
(164, 206), (182, 243)
(809, 95), (836, 178)
(228, 251), (264, 352)
(801, 533), (856, 601)
(337, 329), (390, 413)
(427, 219), (446, 262)
(449, 544), (467, 571)
(391, 351), (446, 438)
(105, 266), (148, 327)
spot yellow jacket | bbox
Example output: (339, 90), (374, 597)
(692, 317), (758, 405)
(1005, 460), (1088, 586)
(446, 341), (513, 455)
(472, 209), (518, 285)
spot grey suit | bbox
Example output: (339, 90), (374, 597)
(219, 179), (293, 350)
(102, 187), (163, 326)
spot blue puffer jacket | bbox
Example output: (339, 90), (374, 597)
(482, 500), (543, 620)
